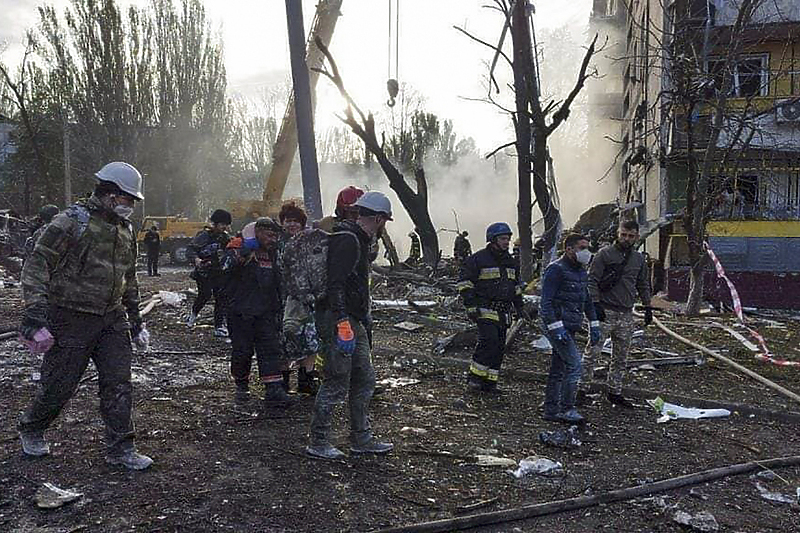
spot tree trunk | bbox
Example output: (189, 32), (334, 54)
(686, 253), (707, 316)
(510, 0), (533, 282)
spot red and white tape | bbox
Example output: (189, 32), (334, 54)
(704, 242), (799, 367)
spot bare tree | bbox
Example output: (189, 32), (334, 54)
(313, 38), (440, 266)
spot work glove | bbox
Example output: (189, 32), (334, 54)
(466, 308), (481, 322)
(594, 302), (606, 322)
(590, 324), (601, 346)
(644, 307), (653, 327)
(20, 303), (54, 354)
(335, 320), (356, 355)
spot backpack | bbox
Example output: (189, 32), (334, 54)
(280, 228), (360, 304)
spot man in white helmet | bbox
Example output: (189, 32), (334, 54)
(18, 161), (153, 470)
(306, 191), (395, 460)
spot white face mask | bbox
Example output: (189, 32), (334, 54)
(114, 205), (134, 219)
(575, 249), (592, 265)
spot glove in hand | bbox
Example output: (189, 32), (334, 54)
(336, 320), (356, 355)
(20, 327), (54, 354)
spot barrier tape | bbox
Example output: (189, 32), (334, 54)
(704, 242), (800, 367)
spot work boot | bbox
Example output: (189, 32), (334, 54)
(186, 312), (197, 328)
(542, 411), (562, 422)
(297, 368), (319, 395)
(19, 432), (50, 457)
(263, 382), (295, 407)
(234, 382), (251, 404)
(556, 408), (585, 424)
(481, 381), (503, 395)
(305, 443), (346, 460)
(106, 450), (153, 470)
(350, 439), (394, 455)
(607, 392), (635, 409)
(213, 326), (229, 338)
(466, 375), (485, 392)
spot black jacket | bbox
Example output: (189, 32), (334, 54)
(191, 227), (230, 276)
(222, 239), (282, 317)
(322, 220), (372, 324)
(458, 245), (523, 321)
(143, 229), (161, 253)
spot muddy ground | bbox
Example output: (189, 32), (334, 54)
(2, 265), (800, 532)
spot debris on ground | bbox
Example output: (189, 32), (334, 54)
(475, 455), (518, 467)
(672, 510), (719, 532)
(754, 481), (797, 505)
(35, 483), (83, 509)
(647, 396), (731, 423)
(393, 321), (424, 332)
(509, 456), (563, 478)
(539, 426), (582, 448)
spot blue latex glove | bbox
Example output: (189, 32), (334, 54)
(590, 326), (601, 346)
(336, 320), (356, 355)
(553, 326), (570, 343)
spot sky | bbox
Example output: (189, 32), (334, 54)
(1, 0), (593, 151)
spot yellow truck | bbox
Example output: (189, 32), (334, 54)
(137, 216), (206, 265)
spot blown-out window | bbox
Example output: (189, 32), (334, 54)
(706, 55), (770, 98)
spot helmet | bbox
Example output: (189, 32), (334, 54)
(335, 186), (364, 217)
(354, 191), (393, 220)
(38, 204), (59, 223)
(486, 222), (512, 242)
(210, 209), (232, 225)
(95, 162), (144, 200)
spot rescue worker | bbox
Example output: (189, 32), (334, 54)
(407, 230), (421, 264)
(17, 162), (152, 470)
(458, 223), (527, 393)
(188, 209), (231, 337)
(316, 185), (364, 232)
(223, 218), (292, 406)
(539, 233), (600, 424)
(277, 202), (319, 395)
(306, 191), (394, 460)
(581, 220), (652, 408)
(143, 224), (161, 277)
(24, 204), (59, 259)
(453, 230), (472, 265)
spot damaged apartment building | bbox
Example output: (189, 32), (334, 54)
(591, 0), (800, 308)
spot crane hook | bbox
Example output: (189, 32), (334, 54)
(386, 78), (399, 107)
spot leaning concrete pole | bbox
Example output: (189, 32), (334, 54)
(285, 0), (323, 220)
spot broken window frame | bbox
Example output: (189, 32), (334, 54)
(705, 54), (770, 98)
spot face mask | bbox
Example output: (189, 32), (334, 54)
(114, 205), (134, 219)
(576, 249), (592, 265)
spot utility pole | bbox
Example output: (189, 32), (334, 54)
(63, 122), (71, 206)
(285, 0), (323, 221)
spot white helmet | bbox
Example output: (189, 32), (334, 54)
(354, 191), (393, 220)
(95, 162), (144, 200)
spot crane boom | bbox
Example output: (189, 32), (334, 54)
(263, 0), (343, 211)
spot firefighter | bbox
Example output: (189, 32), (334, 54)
(18, 162), (152, 470)
(223, 218), (292, 406)
(453, 230), (472, 265)
(539, 233), (600, 424)
(306, 191), (394, 460)
(458, 222), (528, 393)
(24, 204), (59, 259)
(143, 224), (161, 277)
(187, 209), (231, 337)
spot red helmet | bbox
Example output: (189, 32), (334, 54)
(335, 186), (364, 218)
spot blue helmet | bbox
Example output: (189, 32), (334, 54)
(486, 222), (512, 242)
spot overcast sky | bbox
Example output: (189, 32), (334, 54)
(2, 0), (592, 151)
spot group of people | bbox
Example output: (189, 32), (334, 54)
(16, 159), (652, 472)
(16, 162), (396, 468)
(458, 219), (652, 425)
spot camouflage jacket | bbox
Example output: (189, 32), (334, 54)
(21, 195), (141, 321)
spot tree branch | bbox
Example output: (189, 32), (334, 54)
(546, 34), (598, 136)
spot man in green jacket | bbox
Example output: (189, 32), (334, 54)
(18, 162), (153, 470)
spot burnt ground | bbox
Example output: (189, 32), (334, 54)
(2, 265), (800, 532)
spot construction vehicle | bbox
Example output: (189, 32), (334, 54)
(136, 216), (206, 265)
(229, 0), (343, 225)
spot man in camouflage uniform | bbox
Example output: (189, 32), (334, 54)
(24, 205), (59, 260)
(581, 220), (652, 408)
(18, 162), (152, 470)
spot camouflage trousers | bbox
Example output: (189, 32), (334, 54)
(19, 305), (136, 455)
(581, 308), (635, 395)
(309, 311), (375, 447)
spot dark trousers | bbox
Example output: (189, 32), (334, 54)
(310, 312), (375, 447)
(192, 276), (227, 328)
(228, 312), (284, 385)
(19, 306), (136, 455)
(469, 319), (508, 384)
(146, 251), (159, 276)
